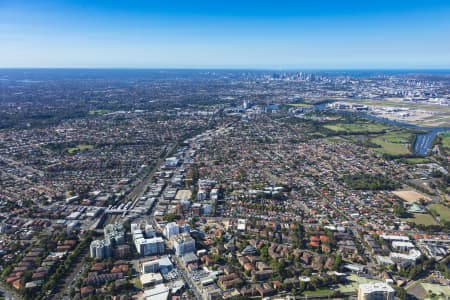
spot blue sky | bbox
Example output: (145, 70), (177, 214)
(1, 0), (450, 69)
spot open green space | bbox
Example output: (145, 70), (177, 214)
(88, 109), (111, 115)
(421, 282), (450, 299)
(324, 122), (390, 133)
(323, 136), (346, 143)
(402, 157), (431, 164)
(440, 132), (450, 149)
(322, 118), (414, 156)
(403, 213), (438, 226)
(337, 274), (382, 294)
(66, 144), (95, 154)
(287, 103), (314, 107)
(371, 132), (413, 156)
(303, 288), (334, 297)
(428, 204), (450, 223)
(132, 277), (143, 289)
(342, 173), (400, 190)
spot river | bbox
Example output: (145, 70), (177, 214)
(314, 102), (449, 156)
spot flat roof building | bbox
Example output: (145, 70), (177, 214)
(173, 234), (196, 257)
(142, 260), (160, 274)
(90, 239), (112, 259)
(135, 237), (165, 256)
(140, 273), (163, 287)
(358, 283), (395, 300)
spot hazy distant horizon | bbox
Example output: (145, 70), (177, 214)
(1, 67), (450, 73)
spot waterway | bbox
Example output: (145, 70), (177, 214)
(314, 102), (450, 156)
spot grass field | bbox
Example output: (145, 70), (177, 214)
(287, 103), (314, 107)
(428, 204), (450, 223)
(303, 288), (334, 297)
(66, 144), (94, 154)
(324, 122), (390, 133)
(323, 136), (346, 143)
(132, 277), (143, 289)
(371, 132), (413, 156)
(404, 213), (438, 226)
(88, 109), (111, 115)
(440, 132), (450, 149)
(421, 282), (450, 299)
(337, 274), (382, 294)
(403, 157), (431, 164)
(322, 119), (416, 156)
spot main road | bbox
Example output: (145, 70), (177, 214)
(126, 143), (178, 210)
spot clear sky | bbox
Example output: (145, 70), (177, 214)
(1, 0), (450, 69)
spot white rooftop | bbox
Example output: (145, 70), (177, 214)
(140, 273), (163, 286)
(144, 284), (170, 300)
(359, 282), (395, 294)
(381, 234), (409, 241)
(392, 241), (415, 248)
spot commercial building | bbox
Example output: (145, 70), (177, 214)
(143, 284), (170, 300)
(131, 222), (165, 256)
(90, 239), (112, 259)
(104, 223), (125, 245)
(145, 224), (156, 238)
(358, 283), (395, 300)
(173, 234), (196, 256)
(135, 237), (165, 256)
(140, 273), (164, 287)
(197, 190), (207, 201)
(391, 241), (415, 252)
(142, 260), (160, 274)
(164, 222), (179, 239)
(113, 244), (131, 259)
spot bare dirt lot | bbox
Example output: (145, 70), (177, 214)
(392, 190), (431, 203)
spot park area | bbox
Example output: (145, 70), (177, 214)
(337, 274), (383, 294)
(421, 282), (450, 299)
(403, 213), (438, 226)
(428, 204), (450, 223)
(324, 122), (390, 133)
(370, 131), (414, 156)
(66, 144), (95, 154)
(408, 281), (450, 300)
(323, 120), (414, 156)
(440, 132), (450, 151)
(303, 274), (383, 297)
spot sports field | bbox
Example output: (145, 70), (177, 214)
(421, 282), (450, 299)
(66, 144), (95, 153)
(393, 190), (431, 203)
(428, 204), (450, 223)
(404, 213), (438, 226)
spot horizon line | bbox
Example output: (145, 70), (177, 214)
(1, 67), (450, 72)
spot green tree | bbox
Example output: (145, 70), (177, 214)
(333, 254), (342, 271)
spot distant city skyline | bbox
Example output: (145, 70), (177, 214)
(1, 0), (450, 69)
